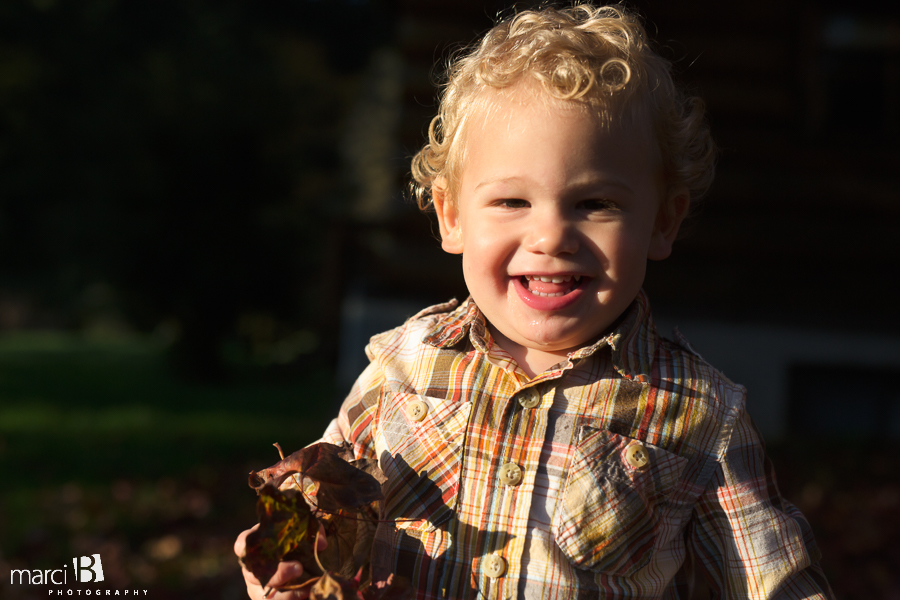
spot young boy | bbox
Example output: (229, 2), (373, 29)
(237, 4), (833, 598)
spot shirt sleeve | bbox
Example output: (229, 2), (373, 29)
(321, 358), (383, 462)
(687, 407), (835, 599)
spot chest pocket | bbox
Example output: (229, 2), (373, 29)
(553, 427), (688, 577)
(377, 392), (471, 532)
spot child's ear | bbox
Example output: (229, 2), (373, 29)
(648, 186), (690, 261)
(432, 178), (464, 255)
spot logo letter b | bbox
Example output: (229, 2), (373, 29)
(72, 555), (104, 583)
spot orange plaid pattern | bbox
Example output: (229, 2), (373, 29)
(322, 291), (833, 599)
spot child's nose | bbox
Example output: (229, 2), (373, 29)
(524, 212), (579, 256)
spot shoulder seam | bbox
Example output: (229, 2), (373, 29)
(364, 299), (458, 360)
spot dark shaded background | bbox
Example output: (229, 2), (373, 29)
(1, 0), (898, 598)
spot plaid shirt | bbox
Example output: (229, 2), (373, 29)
(322, 291), (833, 599)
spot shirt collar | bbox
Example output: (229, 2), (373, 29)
(422, 297), (490, 352)
(600, 289), (657, 383)
(422, 290), (658, 382)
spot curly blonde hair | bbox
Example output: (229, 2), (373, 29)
(410, 3), (715, 210)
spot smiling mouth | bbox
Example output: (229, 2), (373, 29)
(520, 275), (584, 297)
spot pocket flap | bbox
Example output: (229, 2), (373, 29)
(554, 428), (688, 576)
(377, 393), (471, 532)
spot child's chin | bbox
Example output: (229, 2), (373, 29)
(518, 324), (584, 350)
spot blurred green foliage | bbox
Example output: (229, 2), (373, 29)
(0, 332), (335, 485)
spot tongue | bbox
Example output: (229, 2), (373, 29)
(527, 278), (574, 295)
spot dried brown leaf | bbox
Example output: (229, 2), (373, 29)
(249, 442), (384, 514)
(239, 485), (322, 588)
(245, 442), (396, 595)
(309, 572), (358, 600)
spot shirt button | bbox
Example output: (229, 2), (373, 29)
(625, 443), (650, 469)
(517, 388), (540, 409)
(406, 399), (428, 422)
(483, 553), (506, 578)
(499, 462), (523, 486)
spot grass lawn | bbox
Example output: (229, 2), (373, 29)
(0, 332), (337, 599)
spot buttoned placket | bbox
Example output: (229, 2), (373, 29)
(449, 352), (569, 598)
(428, 316), (612, 598)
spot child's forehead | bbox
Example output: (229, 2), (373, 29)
(474, 83), (584, 119)
(464, 82), (656, 151)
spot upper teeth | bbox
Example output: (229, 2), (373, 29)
(527, 275), (582, 283)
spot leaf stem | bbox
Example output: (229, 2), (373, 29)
(313, 527), (326, 574)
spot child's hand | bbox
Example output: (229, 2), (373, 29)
(233, 523), (327, 600)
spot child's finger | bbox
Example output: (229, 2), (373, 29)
(315, 522), (328, 550)
(233, 523), (259, 561)
(239, 558), (307, 600)
(234, 522), (328, 599)
(264, 560), (305, 588)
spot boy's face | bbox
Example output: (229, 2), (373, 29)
(433, 84), (688, 360)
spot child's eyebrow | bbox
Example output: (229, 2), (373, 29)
(474, 175), (531, 191)
(474, 175), (635, 196)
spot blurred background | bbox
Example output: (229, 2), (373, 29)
(1, 0), (898, 598)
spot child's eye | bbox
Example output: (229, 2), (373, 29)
(499, 198), (529, 209)
(578, 199), (617, 211)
